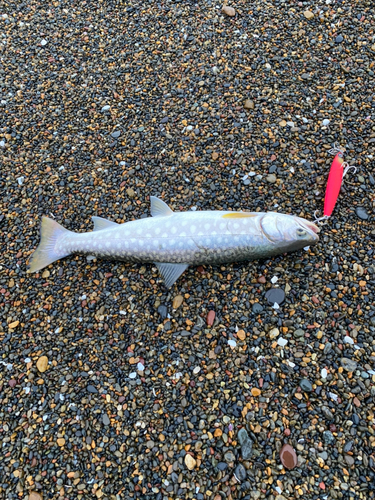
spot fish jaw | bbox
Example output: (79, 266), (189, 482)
(260, 213), (319, 254)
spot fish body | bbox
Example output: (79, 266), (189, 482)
(29, 196), (319, 287)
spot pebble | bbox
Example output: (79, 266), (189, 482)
(335, 35), (344, 43)
(303, 11), (314, 20)
(265, 288), (285, 306)
(341, 358), (358, 372)
(300, 379), (313, 392)
(102, 414), (110, 426)
(185, 454), (196, 470)
(172, 295), (183, 309)
(266, 174), (277, 184)
(36, 356), (48, 373)
(355, 207), (369, 220)
(244, 99), (254, 110)
(238, 428), (253, 460)
(222, 5), (236, 17)
(280, 444), (298, 470)
(234, 463), (247, 482)
(29, 493), (43, 500)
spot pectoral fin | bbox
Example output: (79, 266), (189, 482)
(92, 216), (120, 231)
(155, 263), (188, 288)
(150, 196), (174, 217)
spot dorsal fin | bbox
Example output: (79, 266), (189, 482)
(150, 196), (174, 217)
(92, 216), (120, 231)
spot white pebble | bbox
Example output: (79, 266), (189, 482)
(24, 357), (31, 363)
(137, 362), (144, 371)
(321, 368), (328, 379)
(101, 105), (111, 112)
(304, 246), (310, 251)
(40, 39), (48, 46)
(322, 119), (330, 126)
(286, 121), (294, 127)
(129, 372), (137, 379)
(0, 140), (5, 147)
(329, 392), (338, 402)
(228, 339), (237, 348)
(17, 176), (25, 185)
(193, 366), (201, 374)
(273, 302), (280, 310)
(277, 337), (288, 347)
(24, 387), (31, 394)
(271, 276), (278, 284)
(344, 336), (354, 344)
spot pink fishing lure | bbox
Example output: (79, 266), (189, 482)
(323, 153), (345, 217)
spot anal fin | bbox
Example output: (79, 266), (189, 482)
(155, 263), (188, 288)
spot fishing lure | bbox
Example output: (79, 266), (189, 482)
(315, 145), (356, 223)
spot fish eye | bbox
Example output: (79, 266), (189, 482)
(296, 228), (306, 237)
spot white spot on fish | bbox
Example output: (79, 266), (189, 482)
(155, 227), (160, 234)
(190, 225), (196, 233)
(204, 223), (210, 230)
(171, 226), (177, 234)
(162, 233), (168, 238)
(220, 222), (226, 230)
(105, 241), (110, 248)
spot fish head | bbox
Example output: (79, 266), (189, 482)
(260, 213), (319, 251)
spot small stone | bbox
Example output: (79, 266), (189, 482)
(8, 320), (20, 329)
(335, 35), (344, 43)
(157, 305), (168, 319)
(279, 120), (287, 127)
(234, 463), (247, 482)
(8, 379), (17, 388)
(344, 455), (355, 466)
(42, 270), (50, 278)
(172, 295), (183, 309)
(300, 379), (313, 392)
(269, 328), (279, 339)
(323, 431), (335, 445)
(111, 130), (121, 139)
(303, 11), (314, 20)
(252, 303), (263, 313)
(280, 444), (298, 470)
(101, 105), (111, 112)
(126, 187), (135, 198)
(237, 329), (246, 341)
(207, 310), (215, 326)
(266, 174), (277, 184)
(87, 385), (98, 393)
(57, 438), (66, 447)
(212, 152), (219, 160)
(238, 428), (253, 460)
(251, 388), (261, 397)
(102, 414), (110, 426)
(341, 358), (357, 372)
(29, 493), (43, 500)
(355, 207), (368, 220)
(36, 356), (49, 373)
(222, 5), (235, 17)
(224, 450), (236, 463)
(265, 288), (285, 305)
(185, 454), (196, 470)
(293, 329), (305, 338)
(244, 99), (254, 110)
(40, 39), (48, 46)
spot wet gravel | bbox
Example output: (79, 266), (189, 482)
(1, 0), (375, 499)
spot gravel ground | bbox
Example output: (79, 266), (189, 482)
(1, 0), (375, 499)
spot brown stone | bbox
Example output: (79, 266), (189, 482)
(185, 453), (196, 470)
(222, 5), (235, 17)
(29, 493), (43, 500)
(172, 295), (183, 309)
(257, 276), (266, 284)
(207, 310), (215, 326)
(303, 10), (314, 20)
(36, 356), (48, 373)
(212, 152), (219, 160)
(237, 330), (246, 341)
(244, 99), (254, 110)
(280, 444), (298, 469)
(251, 388), (261, 397)
(57, 438), (66, 447)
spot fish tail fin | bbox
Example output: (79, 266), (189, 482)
(28, 217), (72, 273)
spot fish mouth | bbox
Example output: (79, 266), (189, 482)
(296, 218), (320, 242)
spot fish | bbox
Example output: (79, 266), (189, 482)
(28, 196), (319, 288)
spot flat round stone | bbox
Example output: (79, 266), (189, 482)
(265, 288), (285, 305)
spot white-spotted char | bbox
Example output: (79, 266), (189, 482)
(28, 196), (319, 287)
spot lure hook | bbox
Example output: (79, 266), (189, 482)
(342, 163), (357, 178)
(328, 143), (344, 156)
(313, 211), (329, 225)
